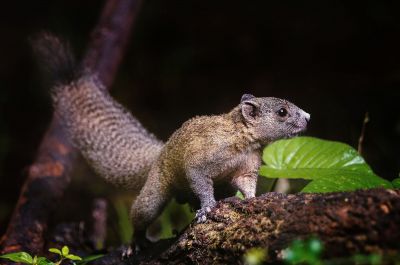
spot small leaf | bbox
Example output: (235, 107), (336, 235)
(48, 248), (62, 255)
(392, 178), (400, 188)
(0, 252), (33, 264)
(37, 257), (55, 265)
(353, 254), (382, 265)
(282, 238), (324, 264)
(66, 254), (82, 261)
(61, 246), (69, 256)
(308, 238), (323, 254)
(236, 191), (244, 200)
(243, 248), (267, 265)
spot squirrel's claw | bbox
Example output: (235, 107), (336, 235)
(121, 245), (133, 259)
(133, 233), (152, 253)
(195, 206), (213, 223)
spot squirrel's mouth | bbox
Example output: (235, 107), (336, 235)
(285, 132), (301, 139)
(286, 124), (307, 138)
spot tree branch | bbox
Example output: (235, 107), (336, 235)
(126, 189), (399, 264)
(0, 0), (141, 255)
(82, 0), (142, 87)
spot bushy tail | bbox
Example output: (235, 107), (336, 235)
(32, 33), (164, 191)
(31, 32), (78, 87)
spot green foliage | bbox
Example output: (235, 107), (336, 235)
(392, 178), (400, 188)
(260, 137), (392, 193)
(352, 253), (383, 265)
(282, 237), (400, 265)
(35, 256), (53, 265)
(0, 252), (35, 264)
(283, 237), (323, 265)
(156, 199), (194, 239)
(113, 198), (133, 244)
(236, 190), (244, 200)
(0, 246), (102, 265)
(243, 248), (267, 265)
(78, 254), (105, 265)
(113, 197), (194, 243)
(51, 245), (82, 264)
(48, 248), (62, 256)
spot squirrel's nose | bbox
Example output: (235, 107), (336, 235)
(302, 111), (311, 123)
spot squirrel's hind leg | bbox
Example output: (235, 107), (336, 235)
(130, 167), (171, 251)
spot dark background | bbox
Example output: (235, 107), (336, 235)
(0, 0), (399, 235)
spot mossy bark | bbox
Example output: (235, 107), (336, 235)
(133, 189), (400, 264)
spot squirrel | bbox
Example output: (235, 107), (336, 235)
(32, 33), (310, 248)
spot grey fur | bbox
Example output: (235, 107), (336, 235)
(53, 77), (163, 191)
(38, 34), (310, 248)
(56, 80), (310, 247)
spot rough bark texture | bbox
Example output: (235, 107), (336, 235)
(128, 189), (400, 265)
(82, 0), (142, 88)
(0, 0), (141, 256)
(0, 118), (76, 255)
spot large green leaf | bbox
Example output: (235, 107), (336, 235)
(0, 252), (33, 264)
(259, 137), (392, 193)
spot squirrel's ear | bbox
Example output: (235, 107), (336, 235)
(241, 94), (255, 102)
(241, 101), (260, 123)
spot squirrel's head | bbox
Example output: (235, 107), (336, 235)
(239, 94), (310, 144)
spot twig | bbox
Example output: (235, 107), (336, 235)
(358, 112), (370, 155)
(89, 199), (108, 250)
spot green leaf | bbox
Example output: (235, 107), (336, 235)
(392, 178), (400, 188)
(302, 173), (391, 193)
(236, 191), (244, 200)
(243, 248), (267, 265)
(352, 254), (382, 265)
(308, 238), (323, 254)
(260, 137), (392, 193)
(156, 199), (194, 239)
(283, 238), (323, 264)
(36, 257), (55, 265)
(66, 254), (82, 261)
(0, 252), (33, 264)
(113, 198), (133, 244)
(61, 246), (69, 256)
(48, 248), (62, 255)
(77, 254), (104, 265)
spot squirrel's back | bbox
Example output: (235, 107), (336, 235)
(34, 33), (163, 191)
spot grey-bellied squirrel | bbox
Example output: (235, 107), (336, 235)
(33, 33), (310, 249)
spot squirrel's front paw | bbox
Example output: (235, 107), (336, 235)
(195, 205), (214, 223)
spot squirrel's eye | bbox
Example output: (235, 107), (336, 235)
(277, 108), (288, 117)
